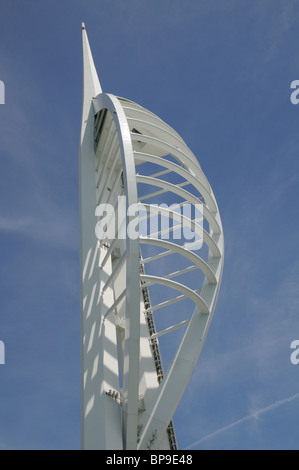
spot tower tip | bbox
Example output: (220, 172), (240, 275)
(81, 22), (102, 112)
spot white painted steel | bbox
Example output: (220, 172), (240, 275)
(80, 25), (224, 450)
(80, 24), (123, 450)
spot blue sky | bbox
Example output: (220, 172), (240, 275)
(0, 0), (299, 450)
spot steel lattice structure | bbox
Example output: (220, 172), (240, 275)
(79, 24), (224, 450)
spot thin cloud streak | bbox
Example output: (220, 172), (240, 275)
(184, 392), (299, 449)
(0, 217), (33, 231)
(0, 214), (78, 250)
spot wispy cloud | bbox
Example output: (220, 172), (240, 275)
(0, 213), (78, 250)
(184, 392), (299, 449)
(0, 217), (33, 231)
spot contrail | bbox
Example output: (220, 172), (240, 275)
(184, 391), (299, 450)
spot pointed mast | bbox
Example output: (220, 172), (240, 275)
(81, 23), (102, 140)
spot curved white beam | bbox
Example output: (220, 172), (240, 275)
(93, 93), (141, 450)
(136, 173), (218, 224)
(131, 132), (212, 191)
(139, 236), (217, 284)
(140, 274), (210, 314)
(140, 202), (221, 258)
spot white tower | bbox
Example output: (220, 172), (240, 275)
(79, 24), (224, 450)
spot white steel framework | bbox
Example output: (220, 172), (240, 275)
(79, 24), (224, 450)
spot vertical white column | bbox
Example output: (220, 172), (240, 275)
(80, 25), (122, 450)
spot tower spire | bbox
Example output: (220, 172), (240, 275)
(81, 22), (102, 133)
(82, 23), (102, 96)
